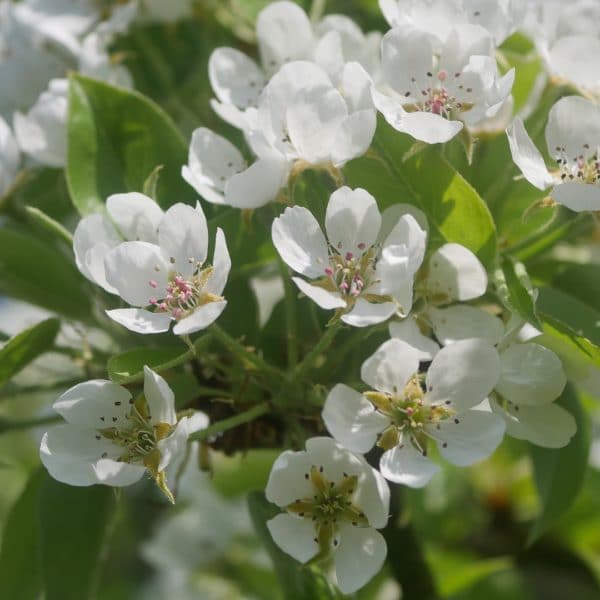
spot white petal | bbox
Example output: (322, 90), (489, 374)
(267, 514), (319, 563)
(492, 400), (576, 448)
(340, 62), (374, 112)
(545, 95), (600, 164)
(552, 182), (600, 212)
(292, 277), (346, 309)
(436, 410), (505, 466)
(209, 99), (250, 132)
(106, 192), (163, 243)
(382, 213), (427, 275)
(325, 186), (381, 258)
(371, 245), (411, 311)
(105, 241), (169, 307)
(428, 305), (505, 347)
(172, 300), (227, 336)
(506, 118), (553, 190)
(496, 343), (566, 406)
(396, 111), (463, 145)
(389, 318), (440, 361)
(426, 243), (487, 302)
(335, 525), (387, 594)
(143, 366), (176, 425)
(313, 30), (345, 84)
(92, 459), (147, 487)
(330, 109), (376, 166)
(205, 228), (231, 296)
(256, 1), (314, 73)
(322, 384), (389, 454)
(341, 299), (397, 327)
(427, 339), (501, 411)
(54, 380), (131, 428)
(353, 466), (390, 530)
(72, 214), (120, 293)
(157, 417), (189, 471)
(272, 206), (329, 278)
(361, 338), (419, 395)
(106, 308), (172, 335)
(286, 85), (347, 164)
(380, 25), (434, 96)
(183, 128), (246, 202)
(379, 204), (429, 240)
(0, 115), (20, 196)
(225, 155), (289, 209)
(265, 449), (314, 507)
(159, 203), (208, 276)
(547, 36), (600, 91)
(208, 47), (265, 109)
(379, 442), (439, 488)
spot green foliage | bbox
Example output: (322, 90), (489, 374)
(529, 385), (591, 543)
(345, 119), (497, 267)
(39, 476), (117, 600)
(495, 257), (541, 328)
(0, 319), (60, 388)
(67, 74), (195, 215)
(0, 224), (92, 321)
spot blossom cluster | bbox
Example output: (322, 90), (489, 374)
(7, 0), (593, 595)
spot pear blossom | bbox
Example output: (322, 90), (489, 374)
(372, 24), (514, 144)
(379, 0), (525, 48)
(78, 32), (133, 89)
(104, 202), (231, 335)
(40, 366), (209, 503)
(323, 338), (505, 488)
(507, 96), (600, 212)
(13, 78), (68, 167)
(73, 191), (164, 293)
(0, 115), (19, 196)
(272, 186), (427, 326)
(184, 61), (376, 209)
(266, 437), (390, 594)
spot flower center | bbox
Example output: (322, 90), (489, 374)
(286, 466), (369, 555)
(366, 375), (454, 455)
(403, 70), (473, 119)
(553, 144), (600, 186)
(147, 260), (223, 321)
(322, 244), (375, 298)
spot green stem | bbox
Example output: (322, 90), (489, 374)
(189, 401), (270, 442)
(0, 414), (61, 434)
(24, 205), (74, 246)
(293, 321), (343, 381)
(309, 0), (327, 22)
(279, 259), (299, 369)
(210, 324), (285, 381)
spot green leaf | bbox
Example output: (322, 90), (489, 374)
(529, 385), (591, 543)
(346, 119), (497, 267)
(496, 257), (541, 329)
(0, 318), (60, 388)
(39, 476), (116, 600)
(0, 224), (92, 321)
(247, 492), (341, 600)
(0, 469), (44, 600)
(66, 74), (195, 215)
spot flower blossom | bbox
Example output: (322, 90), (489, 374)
(104, 202), (230, 335)
(272, 186), (427, 326)
(372, 24), (514, 143)
(183, 61), (376, 209)
(507, 95), (600, 211)
(40, 366), (208, 503)
(323, 338), (505, 488)
(266, 437), (390, 594)
(0, 115), (19, 196)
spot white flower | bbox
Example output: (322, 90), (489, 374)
(272, 187), (427, 326)
(379, 0), (524, 48)
(0, 115), (20, 196)
(265, 437), (390, 594)
(104, 202), (231, 335)
(372, 24), (514, 144)
(323, 338), (505, 488)
(73, 191), (164, 293)
(13, 78), (68, 167)
(185, 61), (376, 209)
(40, 366), (208, 502)
(507, 95), (600, 212)
(78, 32), (133, 89)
